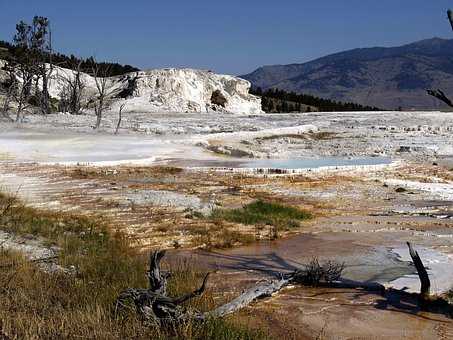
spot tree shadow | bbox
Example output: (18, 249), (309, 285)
(196, 249), (302, 278)
(195, 250), (453, 320)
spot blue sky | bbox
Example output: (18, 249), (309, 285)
(1, 0), (452, 74)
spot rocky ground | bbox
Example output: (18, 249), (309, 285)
(0, 110), (453, 339)
(3, 110), (452, 161)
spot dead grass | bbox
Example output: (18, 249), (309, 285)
(257, 131), (337, 142)
(64, 166), (184, 181)
(0, 192), (267, 339)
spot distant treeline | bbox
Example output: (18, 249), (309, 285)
(0, 40), (140, 76)
(251, 87), (381, 112)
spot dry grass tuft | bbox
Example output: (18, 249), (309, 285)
(0, 192), (266, 339)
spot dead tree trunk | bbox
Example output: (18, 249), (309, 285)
(40, 66), (51, 114)
(92, 62), (112, 130)
(407, 242), (430, 304)
(116, 251), (344, 325)
(116, 250), (210, 324)
(206, 277), (290, 318)
(115, 104), (125, 135)
(1, 75), (16, 122)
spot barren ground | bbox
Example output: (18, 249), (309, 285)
(1, 110), (453, 339)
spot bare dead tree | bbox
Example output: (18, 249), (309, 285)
(11, 22), (35, 122)
(8, 17), (52, 121)
(1, 87), (15, 121)
(91, 62), (112, 130)
(3, 62), (33, 123)
(31, 16), (52, 115)
(58, 60), (86, 114)
(427, 10), (453, 107)
(14, 76), (34, 122)
(115, 103), (125, 135)
(115, 250), (345, 325)
(1, 66), (16, 122)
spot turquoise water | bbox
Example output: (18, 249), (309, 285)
(177, 156), (393, 171)
(241, 157), (392, 169)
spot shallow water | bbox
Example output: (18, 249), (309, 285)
(180, 156), (393, 171)
(170, 233), (414, 284)
(241, 157), (392, 169)
(0, 129), (392, 171)
(389, 246), (453, 294)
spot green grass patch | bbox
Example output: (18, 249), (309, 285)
(211, 200), (312, 230)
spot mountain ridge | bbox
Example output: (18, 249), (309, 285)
(241, 37), (453, 110)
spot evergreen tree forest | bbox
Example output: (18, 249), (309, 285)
(251, 87), (381, 113)
(0, 40), (139, 76)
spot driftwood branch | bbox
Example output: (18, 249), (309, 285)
(147, 250), (169, 295)
(116, 250), (212, 323)
(173, 273), (210, 305)
(406, 242), (430, 302)
(207, 276), (289, 318)
(116, 251), (345, 324)
(205, 259), (343, 319)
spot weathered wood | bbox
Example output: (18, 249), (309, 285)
(116, 250), (345, 325)
(203, 259), (344, 319)
(406, 242), (430, 301)
(206, 277), (290, 318)
(117, 250), (212, 323)
(148, 250), (169, 295)
(174, 273), (210, 305)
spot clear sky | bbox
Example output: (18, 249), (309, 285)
(1, 0), (452, 75)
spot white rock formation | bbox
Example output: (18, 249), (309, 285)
(0, 60), (263, 114)
(112, 68), (263, 114)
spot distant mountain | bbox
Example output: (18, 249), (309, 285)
(241, 38), (453, 110)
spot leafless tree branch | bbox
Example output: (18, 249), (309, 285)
(91, 61), (112, 130)
(115, 250), (345, 325)
(115, 103), (125, 135)
(57, 60), (86, 114)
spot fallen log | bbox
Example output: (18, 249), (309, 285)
(115, 252), (344, 324)
(207, 276), (290, 318)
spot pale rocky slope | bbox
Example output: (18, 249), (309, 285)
(0, 60), (263, 114)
